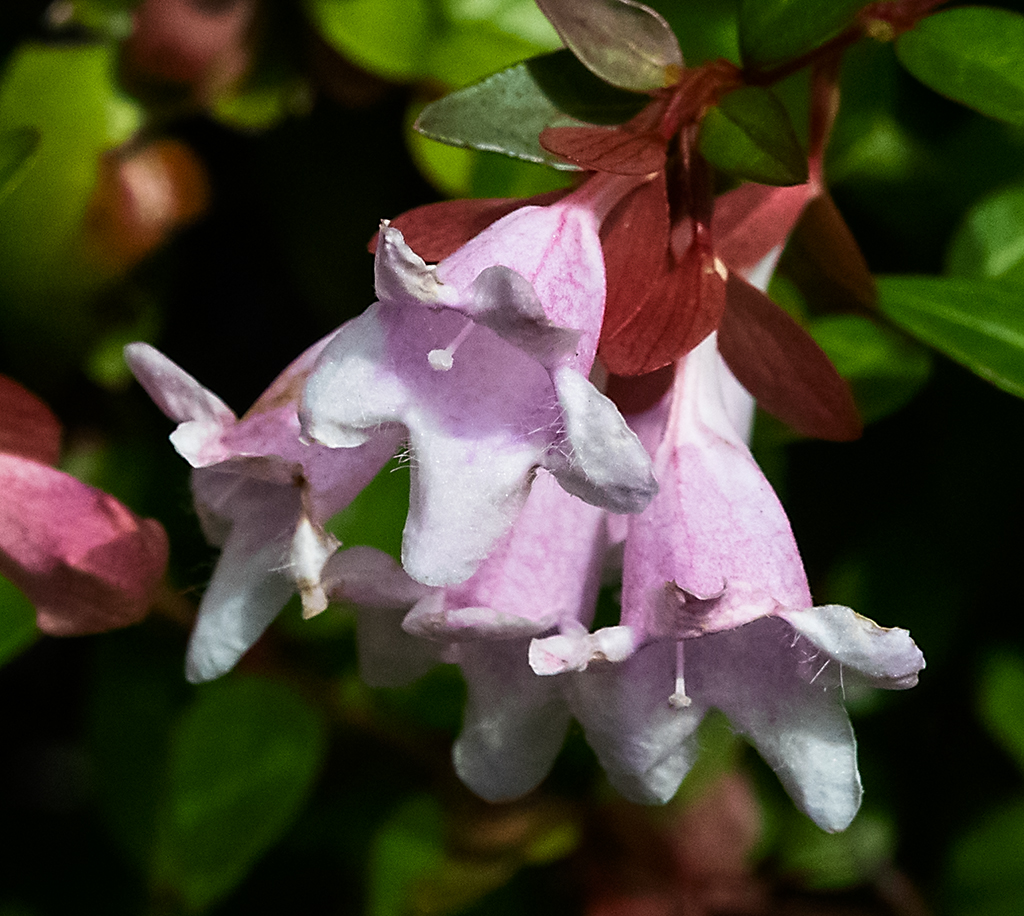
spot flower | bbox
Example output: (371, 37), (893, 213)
(301, 180), (657, 587)
(0, 374), (167, 635)
(533, 334), (924, 831)
(323, 469), (614, 801)
(125, 339), (401, 681)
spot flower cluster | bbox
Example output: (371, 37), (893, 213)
(127, 0), (924, 833)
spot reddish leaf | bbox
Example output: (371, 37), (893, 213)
(370, 188), (571, 261)
(714, 181), (815, 273)
(785, 192), (877, 312)
(540, 124), (667, 174)
(535, 0), (683, 93)
(0, 455), (169, 635)
(600, 172), (671, 333)
(605, 365), (675, 415)
(718, 273), (862, 441)
(0, 375), (62, 466)
(600, 241), (727, 376)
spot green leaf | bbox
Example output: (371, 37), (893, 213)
(526, 50), (650, 124)
(304, 0), (434, 81)
(88, 628), (188, 866)
(947, 182), (1024, 284)
(0, 575), (37, 668)
(896, 8), (1024, 126)
(415, 50), (647, 167)
(698, 86), (807, 185)
(653, 0), (742, 66)
(416, 59), (573, 168)
(876, 275), (1024, 399)
(536, 0), (683, 90)
(152, 677), (326, 911)
(368, 795), (446, 916)
(0, 43), (143, 303)
(326, 455), (410, 561)
(979, 652), (1024, 776)
(738, 0), (867, 69)
(947, 798), (1024, 916)
(809, 314), (931, 423)
(0, 126), (38, 203)
(306, 0), (561, 86)
(429, 0), (563, 88)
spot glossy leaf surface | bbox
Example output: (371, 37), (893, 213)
(307, 0), (560, 86)
(416, 57), (577, 168)
(699, 86), (808, 185)
(415, 50), (648, 167)
(536, 0), (682, 90)
(738, 0), (867, 69)
(809, 314), (931, 423)
(896, 8), (1024, 126)
(947, 182), (1024, 284)
(877, 275), (1024, 399)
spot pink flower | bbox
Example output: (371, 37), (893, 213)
(534, 334), (924, 830)
(323, 470), (612, 801)
(0, 374), (167, 636)
(301, 178), (657, 587)
(125, 339), (400, 681)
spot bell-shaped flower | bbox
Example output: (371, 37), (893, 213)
(324, 470), (613, 802)
(301, 182), (657, 587)
(125, 340), (401, 681)
(533, 335), (924, 831)
(0, 374), (168, 636)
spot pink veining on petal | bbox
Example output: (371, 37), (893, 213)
(436, 173), (637, 372)
(620, 334), (811, 645)
(406, 470), (607, 639)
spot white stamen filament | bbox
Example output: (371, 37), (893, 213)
(669, 640), (692, 708)
(427, 320), (474, 371)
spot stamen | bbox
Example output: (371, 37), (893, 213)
(427, 320), (474, 371)
(669, 640), (692, 708)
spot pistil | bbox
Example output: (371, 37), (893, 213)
(669, 639), (692, 708)
(427, 319), (474, 371)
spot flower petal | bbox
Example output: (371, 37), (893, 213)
(374, 223), (458, 307)
(689, 618), (862, 832)
(463, 265), (580, 369)
(570, 640), (705, 803)
(303, 302), (560, 586)
(184, 476), (300, 682)
(404, 594), (550, 641)
(453, 639), (572, 801)
(323, 546), (440, 687)
(621, 336), (811, 642)
(777, 604), (926, 689)
(435, 196), (608, 371)
(124, 342), (235, 466)
(547, 365), (657, 513)
(0, 454), (167, 636)
(530, 624), (634, 675)
(0, 374), (62, 466)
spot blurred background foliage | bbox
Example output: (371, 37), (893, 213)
(2, 0), (1024, 913)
